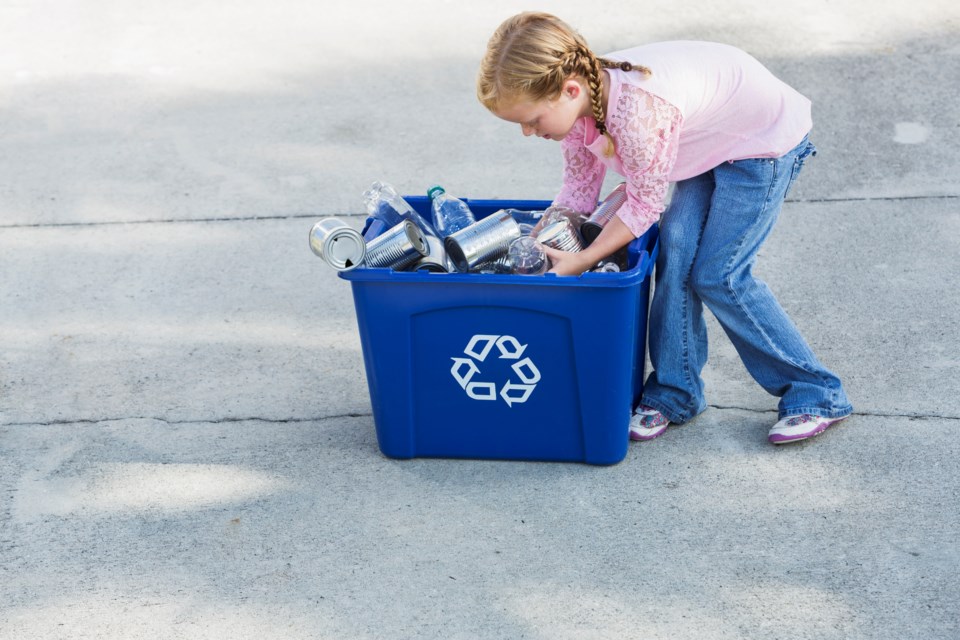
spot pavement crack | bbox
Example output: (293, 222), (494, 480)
(0, 413), (373, 428)
(706, 405), (960, 421)
(0, 213), (322, 230)
(1, 193), (957, 229)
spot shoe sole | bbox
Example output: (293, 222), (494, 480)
(630, 425), (669, 441)
(768, 415), (850, 444)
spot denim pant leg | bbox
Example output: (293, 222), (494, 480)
(689, 141), (852, 419)
(641, 172), (715, 423)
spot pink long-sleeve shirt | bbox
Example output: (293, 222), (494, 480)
(554, 41), (813, 237)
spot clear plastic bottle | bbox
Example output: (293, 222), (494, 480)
(508, 236), (551, 275)
(363, 181), (438, 241)
(542, 204), (587, 229)
(427, 185), (477, 238)
(501, 208), (545, 230)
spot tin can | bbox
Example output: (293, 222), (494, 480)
(537, 218), (584, 253)
(309, 218), (367, 272)
(444, 211), (522, 273)
(414, 234), (456, 273)
(365, 219), (429, 270)
(474, 254), (514, 274)
(580, 182), (627, 245)
(593, 261), (621, 273)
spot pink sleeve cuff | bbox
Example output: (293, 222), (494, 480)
(616, 200), (659, 238)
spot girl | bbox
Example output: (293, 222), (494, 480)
(476, 12), (852, 444)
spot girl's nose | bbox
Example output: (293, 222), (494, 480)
(521, 123), (534, 137)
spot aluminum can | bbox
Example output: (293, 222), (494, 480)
(414, 234), (456, 273)
(308, 218), (367, 272)
(581, 182), (627, 245)
(594, 261), (621, 273)
(444, 211), (521, 273)
(537, 218), (585, 253)
(365, 219), (429, 270)
(473, 254), (513, 274)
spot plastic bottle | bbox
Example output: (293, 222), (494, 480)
(542, 204), (587, 230)
(501, 208), (545, 230)
(363, 181), (438, 241)
(427, 185), (477, 238)
(508, 236), (551, 275)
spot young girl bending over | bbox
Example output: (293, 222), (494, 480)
(477, 12), (852, 444)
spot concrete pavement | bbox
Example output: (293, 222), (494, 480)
(2, 2), (959, 638)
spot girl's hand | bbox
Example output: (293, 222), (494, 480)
(542, 246), (595, 276)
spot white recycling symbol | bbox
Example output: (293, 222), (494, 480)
(450, 334), (540, 407)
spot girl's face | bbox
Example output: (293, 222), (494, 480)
(493, 78), (590, 142)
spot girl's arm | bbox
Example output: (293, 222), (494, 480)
(609, 86), (681, 238)
(543, 215), (634, 275)
(548, 86), (682, 275)
(553, 118), (607, 214)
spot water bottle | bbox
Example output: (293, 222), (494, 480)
(362, 181), (438, 241)
(427, 185), (476, 238)
(508, 236), (551, 275)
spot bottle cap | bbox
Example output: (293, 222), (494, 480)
(427, 185), (446, 199)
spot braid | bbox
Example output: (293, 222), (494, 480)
(585, 50), (606, 135)
(553, 48), (653, 158)
(598, 57), (653, 77)
(555, 47), (606, 132)
(560, 45), (615, 157)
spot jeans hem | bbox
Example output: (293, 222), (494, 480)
(778, 405), (854, 421)
(640, 396), (706, 425)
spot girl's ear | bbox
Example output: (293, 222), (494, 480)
(562, 78), (582, 100)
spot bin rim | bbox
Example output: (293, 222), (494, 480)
(338, 196), (658, 287)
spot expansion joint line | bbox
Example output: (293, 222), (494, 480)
(707, 404), (960, 421)
(1, 194), (957, 230)
(0, 413), (372, 428)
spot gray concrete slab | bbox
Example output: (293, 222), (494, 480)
(705, 197), (960, 419)
(0, 217), (367, 425)
(2, 2), (958, 225)
(2, 1), (959, 639)
(2, 412), (958, 639)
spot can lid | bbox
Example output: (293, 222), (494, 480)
(536, 220), (568, 243)
(426, 185), (445, 199)
(402, 219), (430, 257)
(321, 229), (366, 271)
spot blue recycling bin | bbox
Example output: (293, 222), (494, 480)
(339, 197), (658, 465)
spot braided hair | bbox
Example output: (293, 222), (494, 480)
(477, 12), (651, 157)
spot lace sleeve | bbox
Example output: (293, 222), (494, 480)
(607, 85), (682, 237)
(553, 118), (606, 214)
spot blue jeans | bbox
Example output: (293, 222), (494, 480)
(642, 136), (852, 422)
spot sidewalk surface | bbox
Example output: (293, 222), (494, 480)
(2, 2), (959, 638)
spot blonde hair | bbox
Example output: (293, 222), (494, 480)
(477, 12), (651, 156)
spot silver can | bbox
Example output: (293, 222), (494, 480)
(365, 219), (429, 270)
(593, 261), (621, 273)
(414, 234), (456, 273)
(308, 218), (367, 271)
(537, 218), (585, 253)
(581, 182), (627, 245)
(444, 211), (522, 273)
(473, 254), (513, 274)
